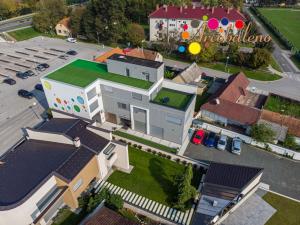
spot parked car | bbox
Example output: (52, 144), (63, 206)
(66, 37), (77, 43)
(40, 63), (50, 68)
(16, 72), (28, 79)
(18, 89), (34, 99)
(204, 132), (217, 148)
(35, 84), (44, 91)
(36, 64), (46, 71)
(3, 78), (16, 85)
(66, 50), (77, 56)
(217, 135), (228, 151)
(231, 137), (242, 155)
(24, 70), (35, 77)
(192, 129), (205, 145)
(58, 55), (68, 60)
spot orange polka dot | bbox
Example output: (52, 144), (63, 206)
(56, 98), (61, 104)
(181, 31), (190, 39)
(219, 28), (224, 33)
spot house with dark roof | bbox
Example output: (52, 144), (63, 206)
(0, 110), (130, 225)
(149, 5), (246, 41)
(192, 162), (263, 225)
(200, 72), (264, 132)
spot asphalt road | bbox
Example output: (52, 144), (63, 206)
(0, 15), (33, 32)
(184, 141), (300, 201)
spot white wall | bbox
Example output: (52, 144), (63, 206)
(0, 176), (57, 225)
(26, 128), (73, 145)
(112, 141), (130, 171)
(162, 80), (197, 94)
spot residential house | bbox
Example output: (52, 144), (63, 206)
(0, 110), (130, 225)
(149, 5), (246, 41)
(200, 72), (263, 132)
(126, 48), (163, 62)
(55, 17), (71, 37)
(192, 162), (263, 225)
(41, 54), (197, 145)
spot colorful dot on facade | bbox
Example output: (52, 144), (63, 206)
(178, 45), (186, 53)
(74, 105), (80, 112)
(219, 28), (224, 33)
(191, 20), (200, 28)
(183, 24), (188, 31)
(44, 81), (51, 90)
(61, 107), (65, 110)
(77, 96), (84, 104)
(203, 15), (208, 21)
(235, 20), (244, 29)
(188, 42), (201, 55)
(67, 106), (71, 110)
(54, 103), (58, 107)
(181, 31), (190, 39)
(207, 18), (219, 30)
(56, 98), (61, 104)
(221, 17), (229, 26)
(71, 98), (75, 102)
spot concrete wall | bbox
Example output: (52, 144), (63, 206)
(106, 58), (164, 83)
(0, 176), (57, 225)
(241, 173), (263, 196)
(26, 128), (73, 145)
(111, 141), (130, 172)
(55, 24), (70, 36)
(86, 125), (112, 141)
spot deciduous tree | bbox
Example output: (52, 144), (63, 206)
(127, 23), (145, 47)
(251, 123), (275, 143)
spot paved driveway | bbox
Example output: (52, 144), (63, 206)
(184, 141), (300, 201)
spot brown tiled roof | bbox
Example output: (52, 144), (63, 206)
(84, 207), (139, 225)
(57, 17), (70, 29)
(201, 72), (260, 125)
(260, 110), (300, 137)
(95, 48), (124, 63)
(127, 48), (160, 61)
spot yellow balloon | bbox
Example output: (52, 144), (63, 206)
(188, 42), (201, 55)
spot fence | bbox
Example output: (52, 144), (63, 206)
(193, 120), (300, 160)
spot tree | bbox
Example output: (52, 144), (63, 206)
(174, 164), (197, 210)
(127, 23), (145, 47)
(191, 42), (218, 63)
(283, 135), (300, 151)
(32, 0), (67, 33)
(248, 48), (271, 69)
(165, 70), (175, 79)
(69, 6), (86, 36)
(0, 0), (17, 20)
(250, 123), (275, 143)
(255, 41), (275, 53)
(106, 194), (124, 211)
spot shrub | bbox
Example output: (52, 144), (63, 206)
(167, 155), (172, 159)
(147, 148), (152, 152)
(128, 142), (132, 146)
(158, 152), (162, 156)
(251, 123), (275, 143)
(137, 145), (142, 149)
(182, 160), (187, 165)
(152, 150), (156, 155)
(133, 144), (138, 148)
(176, 158), (181, 163)
(112, 136), (115, 140)
(106, 194), (124, 211)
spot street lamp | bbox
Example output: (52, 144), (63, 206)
(96, 31), (100, 45)
(225, 56), (230, 73)
(30, 102), (39, 119)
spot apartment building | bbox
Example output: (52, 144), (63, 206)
(0, 110), (130, 225)
(41, 54), (196, 145)
(149, 5), (246, 41)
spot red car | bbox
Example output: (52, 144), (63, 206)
(192, 129), (205, 145)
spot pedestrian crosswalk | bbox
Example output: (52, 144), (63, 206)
(95, 180), (195, 225)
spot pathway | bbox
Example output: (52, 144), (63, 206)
(95, 180), (195, 225)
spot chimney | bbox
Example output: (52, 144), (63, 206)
(212, 6), (214, 14)
(215, 98), (220, 105)
(180, 6), (183, 13)
(156, 4), (159, 10)
(192, 4), (196, 9)
(73, 137), (81, 148)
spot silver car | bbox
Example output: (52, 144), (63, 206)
(217, 135), (228, 150)
(231, 137), (242, 155)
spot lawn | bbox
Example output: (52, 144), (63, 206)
(257, 8), (300, 50)
(113, 130), (177, 153)
(8, 27), (64, 41)
(264, 94), (300, 118)
(107, 147), (202, 206)
(152, 88), (193, 110)
(263, 192), (300, 225)
(46, 59), (153, 89)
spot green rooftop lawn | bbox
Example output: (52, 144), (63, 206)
(264, 95), (300, 118)
(107, 147), (202, 206)
(152, 88), (193, 110)
(46, 59), (153, 89)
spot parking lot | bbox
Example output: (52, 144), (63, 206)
(185, 133), (300, 201)
(0, 36), (111, 155)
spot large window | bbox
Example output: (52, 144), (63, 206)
(87, 87), (97, 100)
(89, 100), (99, 113)
(73, 178), (83, 192)
(132, 92), (142, 101)
(36, 186), (61, 212)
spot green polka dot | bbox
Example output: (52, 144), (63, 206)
(61, 107), (65, 110)
(74, 105), (80, 112)
(203, 15), (208, 21)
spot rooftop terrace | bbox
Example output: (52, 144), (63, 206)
(152, 88), (193, 110)
(45, 59), (153, 89)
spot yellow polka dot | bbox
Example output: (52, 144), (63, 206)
(188, 42), (201, 55)
(44, 81), (51, 90)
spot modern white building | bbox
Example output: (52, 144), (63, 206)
(149, 5), (246, 41)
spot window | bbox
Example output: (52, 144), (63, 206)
(117, 102), (128, 110)
(58, 30), (61, 33)
(73, 178), (83, 191)
(87, 87), (97, 100)
(36, 186), (61, 212)
(132, 93), (142, 101)
(89, 100), (99, 112)
(103, 85), (113, 92)
(166, 115), (182, 125)
(104, 143), (116, 155)
(126, 68), (130, 77)
(142, 72), (150, 81)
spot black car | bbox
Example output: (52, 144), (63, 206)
(58, 55), (68, 60)
(3, 78), (16, 85)
(35, 84), (44, 91)
(24, 70), (35, 77)
(18, 89), (34, 99)
(40, 63), (50, 68)
(66, 50), (77, 56)
(16, 72), (28, 79)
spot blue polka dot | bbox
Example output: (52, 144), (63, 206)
(221, 17), (229, 26)
(77, 96), (84, 104)
(178, 45), (186, 53)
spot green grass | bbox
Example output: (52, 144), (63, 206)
(8, 27), (64, 41)
(152, 88), (193, 110)
(200, 62), (282, 81)
(108, 147), (202, 206)
(264, 95), (300, 118)
(46, 59), (153, 89)
(269, 56), (282, 72)
(113, 130), (177, 153)
(52, 207), (84, 225)
(258, 8), (300, 50)
(263, 192), (300, 225)
(195, 92), (212, 112)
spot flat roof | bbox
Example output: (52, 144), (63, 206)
(45, 59), (153, 89)
(152, 88), (194, 110)
(108, 53), (163, 68)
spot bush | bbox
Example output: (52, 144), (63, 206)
(106, 194), (124, 211)
(251, 123), (275, 143)
(176, 158), (181, 163)
(128, 142), (132, 146)
(147, 148), (152, 152)
(151, 150), (156, 155)
(283, 135), (300, 151)
(137, 145), (142, 149)
(167, 155), (172, 159)
(133, 144), (138, 148)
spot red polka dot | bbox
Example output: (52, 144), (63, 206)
(183, 24), (188, 31)
(235, 20), (244, 29)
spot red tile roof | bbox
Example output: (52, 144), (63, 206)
(127, 48), (160, 61)
(57, 17), (71, 29)
(149, 6), (245, 21)
(201, 72), (261, 125)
